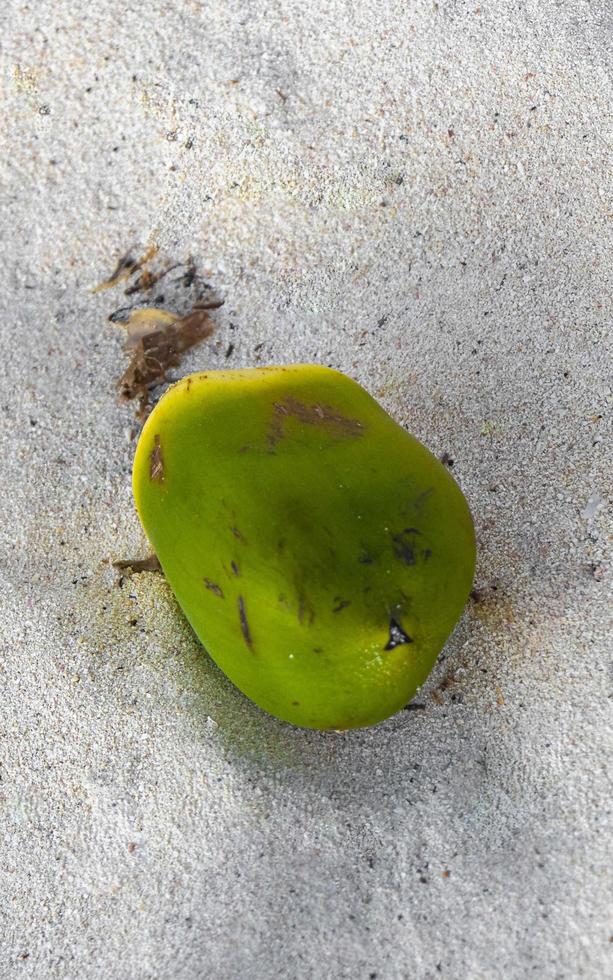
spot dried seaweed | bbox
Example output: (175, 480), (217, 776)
(116, 302), (219, 419)
(112, 554), (162, 573)
(99, 247), (223, 419)
(93, 244), (159, 293)
(123, 263), (178, 296)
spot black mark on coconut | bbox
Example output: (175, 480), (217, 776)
(297, 590), (316, 626)
(237, 596), (253, 651)
(414, 487), (434, 509)
(358, 551), (375, 564)
(385, 618), (413, 650)
(391, 527), (421, 565)
(332, 598), (351, 613)
(204, 579), (224, 597)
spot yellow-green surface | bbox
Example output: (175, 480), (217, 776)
(133, 365), (475, 729)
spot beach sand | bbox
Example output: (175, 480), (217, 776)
(1, 2), (611, 977)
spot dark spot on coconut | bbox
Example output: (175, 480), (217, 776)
(297, 591), (315, 626)
(415, 487), (434, 509)
(230, 561), (240, 577)
(268, 396), (365, 448)
(237, 596), (253, 651)
(204, 578), (224, 597)
(332, 598), (351, 613)
(384, 618), (413, 650)
(391, 527), (421, 565)
(230, 525), (244, 541)
(358, 552), (375, 564)
(149, 435), (164, 483)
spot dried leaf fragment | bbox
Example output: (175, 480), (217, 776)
(112, 554), (162, 573)
(124, 262), (178, 296)
(117, 303), (217, 417)
(93, 244), (159, 293)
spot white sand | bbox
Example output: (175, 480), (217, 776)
(1, 1), (611, 977)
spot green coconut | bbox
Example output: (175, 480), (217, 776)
(133, 365), (475, 729)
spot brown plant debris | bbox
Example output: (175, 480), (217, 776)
(112, 554), (162, 573)
(124, 262), (179, 296)
(116, 301), (219, 419)
(99, 247), (223, 419)
(93, 245), (159, 293)
(103, 249), (213, 303)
